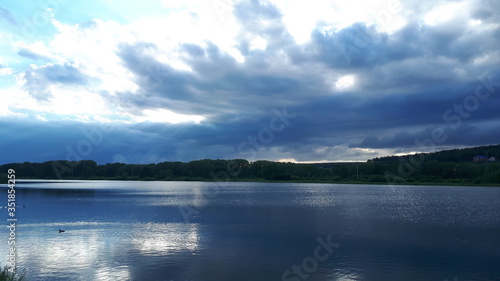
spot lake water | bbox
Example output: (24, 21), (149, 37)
(1, 181), (499, 281)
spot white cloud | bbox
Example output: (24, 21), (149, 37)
(15, 85), (110, 120)
(277, 158), (297, 163)
(34, 114), (48, 122)
(0, 87), (30, 117)
(468, 19), (482, 26)
(6, 6), (251, 123)
(49, 18), (137, 94)
(424, 2), (468, 26)
(336, 75), (355, 90)
(313, 146), (329, 154)
(46, 9), (245, 88)
(0, 67), (13, 75)
(272, 0), (339, 44)
(272, 0), (406, 43)
(160, 0), (203, 9)
(136, 109), (205, 124)
(14, 41), (61, 61)
(0, 57), (13, 75)
(249, 36), (267, 50)
(227, 47), (245, 63)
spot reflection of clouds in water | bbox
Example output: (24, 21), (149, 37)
(39, 234), (100, 277)
(10, 221), (199, 280)
(192, 186), (208, 208)
(95, 265), (131, 281)
(19, 221), (116, 228)
(131, 222), (200, 256)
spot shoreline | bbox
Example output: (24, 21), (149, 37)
(14, 178), (500, 188)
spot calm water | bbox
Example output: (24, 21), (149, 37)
(1, 181), (499, 281)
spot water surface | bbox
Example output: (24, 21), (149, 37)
(1, 181), (499, 280)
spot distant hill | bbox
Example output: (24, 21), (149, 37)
(371, 144), (500, 163)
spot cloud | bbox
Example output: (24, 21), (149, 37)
(0, 7), (17, 26)
(0, 66), (13, 76)
(18, 48), (51, 61)
(15, 41), (57, 61)
(22, 63), (90, 100)
(181, 43), (205, 57)
(1, 0), (500, 164)
(351, 122), (500, 151)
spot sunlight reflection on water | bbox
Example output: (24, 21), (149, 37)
(131, 223), (201, 256)
(14, 221), (201, 280)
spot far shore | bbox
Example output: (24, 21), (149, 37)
(14, 178), (500, 188)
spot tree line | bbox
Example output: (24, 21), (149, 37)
(1, 145), (499, 185)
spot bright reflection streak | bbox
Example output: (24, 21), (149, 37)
(298, 184), (340, 207)
(330, 271), (363, 280)
(36, 230), (101, 278)
(95, 265), (131, 280)
(131, 222), (200, 256)
(192, 186), (208, 208)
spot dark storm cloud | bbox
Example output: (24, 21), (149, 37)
(181, 43), (205, 57)
(302, 18), (496, 82)
(233, 0), (293, 49)
(109, 0), (311, 120)
(23, 63), (90, 100)
(0, 118), (183, 164)
(0, 116), (297, 164)
(107, 0), (500, 160)
(269, 68), (500, 152)
(117, 42), (196, 101)
(0, 118), (95, 163)
(115, 38), (315, 119)
(350, 121), (500, 150)
(302, 24), (391, 69)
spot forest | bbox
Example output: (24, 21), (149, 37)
(1, 144), (499, 185)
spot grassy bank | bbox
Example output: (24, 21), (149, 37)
(0, 266), (25, 281)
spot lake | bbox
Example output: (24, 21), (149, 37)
(1, 181), (499, 280)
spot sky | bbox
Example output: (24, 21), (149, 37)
(0, 0), (499, 164)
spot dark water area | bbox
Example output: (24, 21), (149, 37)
(1, 181), (499, 280)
